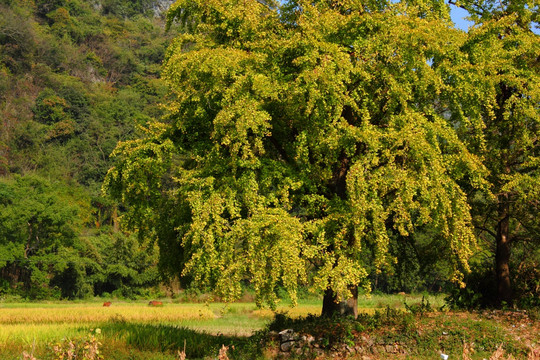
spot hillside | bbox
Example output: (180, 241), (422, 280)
(0, 0), (175, 299)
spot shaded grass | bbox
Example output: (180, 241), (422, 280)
(101, 321), (265, 359)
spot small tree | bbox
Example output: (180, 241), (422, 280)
(105, 0), (486, 316)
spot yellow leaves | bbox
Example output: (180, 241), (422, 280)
(177, 179), (307, 307)
(311, 253), (370, 302)
(342, 108), (481, 280)
(103, 121), (174, 215)
(107, 0), (529, 308)
(168, 0), (277, 45)
(213, 96), (271, 167)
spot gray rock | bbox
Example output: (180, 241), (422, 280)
(151, 0), (174, 17)
(279, 329), (297, 342)
(280, 340), (295, 352)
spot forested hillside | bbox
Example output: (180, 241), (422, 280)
(0, 0), (174, 299)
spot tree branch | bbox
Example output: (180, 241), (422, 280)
(475, 225), (497, 239)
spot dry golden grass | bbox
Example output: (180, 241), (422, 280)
(0, 303), (216, 325)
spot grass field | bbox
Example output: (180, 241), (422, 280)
(1, 294), (536, 359)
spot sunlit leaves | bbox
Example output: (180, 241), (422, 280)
(107, 0), (493, 306)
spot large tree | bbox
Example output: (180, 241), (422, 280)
(105, 0), (487, 316)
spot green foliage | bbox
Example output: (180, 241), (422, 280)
(442, 7), (540, 306)
(0, 176), (159, 300)
(371, 229), (455, 293)
(0, 0), (173, 300)
(268, 308), (417, 350)
(0, 3), (36, 73)
(93, 231), (160, 298)
(404, 296), (432, 316)
(0, 175), (84, 298)
(511, 244), (540, 308)
(444, 256), (496, 309)
(101, 0), (155, 18)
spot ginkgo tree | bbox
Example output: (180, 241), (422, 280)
(446, 0), (539, 305)
(105, 0), (489, 316)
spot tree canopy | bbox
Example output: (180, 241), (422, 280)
(105, 0), (501, 314)
(449, 4), (540, 305)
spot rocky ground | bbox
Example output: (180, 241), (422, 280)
(263, 310), (540, 359)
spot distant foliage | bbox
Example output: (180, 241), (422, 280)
(0, 175), (83, 298)
(0, 0), (173, 299)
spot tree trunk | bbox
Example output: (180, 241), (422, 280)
(493, 83), (514, 307)
(321, 286), (358, 318)
(495, 193), (512, 305)
(112, 206), (119, 232)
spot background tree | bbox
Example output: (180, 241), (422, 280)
(106, 0), (486, 316)
(0, 175), (84, 298)
(445, 0), (539, 306)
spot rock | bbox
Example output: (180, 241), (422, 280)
(151, 0), (174, 17)
(280, 341), (295, 352)
(278, 329), (300, 353)
(362, 336), (374, 347)
(279, 329), (296, 342)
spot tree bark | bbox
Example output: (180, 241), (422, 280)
(495, 193), (513, 305)
(112, 206), (119, 232)
(321, 286), (358, 318)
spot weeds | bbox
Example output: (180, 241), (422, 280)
(20, 329), (103, 360)
(50, 329), (103, 360)
(175, 340), (186, 360)
(404, 296), (432, 316)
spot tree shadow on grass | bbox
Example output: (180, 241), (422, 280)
(100, 321), (265, 359)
